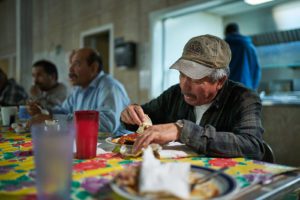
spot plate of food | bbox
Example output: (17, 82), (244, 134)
(11, 122), (29, 133)
(106, 114), (152, 145)
(106, 133), (144, 157)
(111, 165), (237, 200)
(106, 133), (139, 146)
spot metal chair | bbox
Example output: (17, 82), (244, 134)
(262, 141), (275, 163)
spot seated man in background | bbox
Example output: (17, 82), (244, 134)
(121, 34), (264, 160)
(28, 48), (130, 134)
(28, 60), (67, 111)
(0, 67), (28, 106)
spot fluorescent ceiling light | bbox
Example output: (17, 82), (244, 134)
(244, 0), (274, 5)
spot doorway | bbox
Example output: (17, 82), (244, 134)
(80, 24), (114, 75)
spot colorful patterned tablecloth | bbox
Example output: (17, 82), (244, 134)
(0, 131), (297, 200)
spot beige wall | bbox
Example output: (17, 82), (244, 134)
(1, 0), (202, 103)
(0, 0), (16, 56)
(6, 0), (208, 104)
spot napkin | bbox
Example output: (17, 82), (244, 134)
(158, 141), (199, 159)
(139, 147), (191, 199)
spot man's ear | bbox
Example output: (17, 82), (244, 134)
(216, 76), (227, 90)
(49, 74), (57, 82)
(91, 62), (99, 75)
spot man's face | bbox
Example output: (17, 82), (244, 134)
(179, 72), (225, 106)
(68, 50), (97, 88)
(32, 67), (54, 91)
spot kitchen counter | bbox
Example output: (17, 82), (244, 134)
(261, 92), (300, 106)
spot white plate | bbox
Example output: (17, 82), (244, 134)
(110, 165), (237, 200)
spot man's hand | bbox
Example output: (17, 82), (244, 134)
(121, 104), (146, 126)
(30, 85), (41, 97)
(26, 101), (42, 116)
(133, 123), (180, 154)
(26, 114), (52, 127)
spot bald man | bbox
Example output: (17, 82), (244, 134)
(28, 48), (130, 134)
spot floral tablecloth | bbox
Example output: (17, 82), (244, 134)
(0, 131), (297, 200)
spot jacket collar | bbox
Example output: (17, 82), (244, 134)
(78, 71), (105, 91)
(211, 80), (230, 109)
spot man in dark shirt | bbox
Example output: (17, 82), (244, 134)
(121, 34), (264, 160)
(0, 68), (28, 106)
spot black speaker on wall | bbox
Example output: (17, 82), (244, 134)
(115, 42), (136, 68)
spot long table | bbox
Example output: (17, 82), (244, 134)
(0, 131), (299, 199)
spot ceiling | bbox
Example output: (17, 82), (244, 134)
(205, 0), (290, 16)
(204, 0), (300, 45)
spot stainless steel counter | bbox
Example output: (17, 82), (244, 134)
(261, 92), (300, 106)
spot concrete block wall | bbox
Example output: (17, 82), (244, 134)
(0, 0), (16, 56)
(1, 0), (202, 103)
(30, 0), (199, 104)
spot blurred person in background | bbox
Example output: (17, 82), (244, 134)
(28, 48), (130, 134)
(27, 60), (67, 113)
(0, 67), (28, 106)
(121, 35), (264, 160)
(225, 23), (261, 90)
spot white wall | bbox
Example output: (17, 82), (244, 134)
(153, 11), (223, 96)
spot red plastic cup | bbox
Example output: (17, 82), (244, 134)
(74, 110), (99, 159)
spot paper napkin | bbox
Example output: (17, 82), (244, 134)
(139, 147), (191, 199)
(158, 141), (199, 159)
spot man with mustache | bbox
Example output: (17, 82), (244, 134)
(121, 34), (264, 160)
(27, 60), (67, 112)
(29, 48), (130, 134)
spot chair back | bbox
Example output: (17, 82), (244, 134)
(262, 141), (275, 163)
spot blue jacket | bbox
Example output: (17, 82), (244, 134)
(225, 33), (261, 90)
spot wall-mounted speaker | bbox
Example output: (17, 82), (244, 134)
(115, 42), (136, 68)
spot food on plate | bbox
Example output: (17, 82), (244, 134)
(110, 114), (154, 157)
(136, 114), (152, 134)
(112, 114), (153, 145)
(112, 133), (139, 145)
(119, 143), (162, 158)
(114, 166), (140, 194)
(189, 172), (220, 199)
(113, 165), (220, 199)
(11, 122), (28, 133)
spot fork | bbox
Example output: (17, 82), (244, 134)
(190, 167), (228, 190)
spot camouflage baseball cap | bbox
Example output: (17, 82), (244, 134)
(170, 34), (231, 79)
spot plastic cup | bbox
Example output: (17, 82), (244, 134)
(31, 122), (75, 200)
(1, 106), (18, 126)
(18, 105), (31, 121)
(74, 110), (99, 159)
